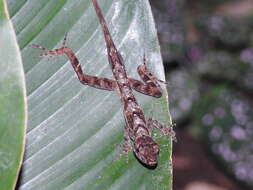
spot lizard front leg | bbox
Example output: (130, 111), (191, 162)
(116, 126), (132, 162)
(148, 118), (176, 141)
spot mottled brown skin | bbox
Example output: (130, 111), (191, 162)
(29, 45), (162, 97)
(134, 136), (159, 166)
(30, 0), (175, 167)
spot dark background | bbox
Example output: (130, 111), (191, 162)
(150, 0), (253, 190)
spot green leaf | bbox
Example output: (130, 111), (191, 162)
(10, 0), (173, 189)
(0, 0), (27, 189)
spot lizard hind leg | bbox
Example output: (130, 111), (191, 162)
(62, 33), (68, 47)
(138, 54), (167, 87)
(29, 44), (65, 57)
(29, 33), (69, 57)
(29, 44), (50, 57)
(128, 54), (169, 98)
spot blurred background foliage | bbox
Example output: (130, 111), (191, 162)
(150, 0), (253, 190)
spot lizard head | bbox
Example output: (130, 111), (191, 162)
(133, 135), (159, 167)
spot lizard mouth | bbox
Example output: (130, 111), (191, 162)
(144, 159), (158, 167)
